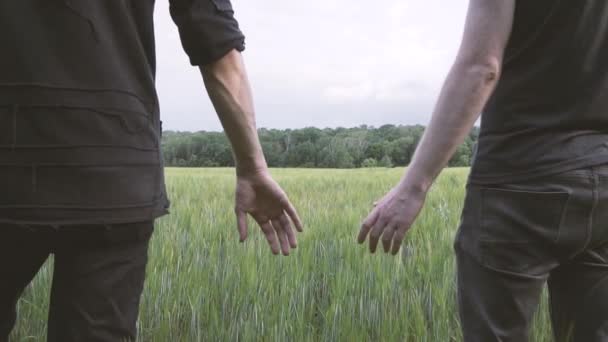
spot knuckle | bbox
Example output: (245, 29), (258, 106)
(378, 213), (387, 221)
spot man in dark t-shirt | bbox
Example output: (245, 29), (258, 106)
(0, 1), (302, 340)
(358, 0), (608, 340)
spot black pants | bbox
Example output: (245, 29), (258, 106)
(456, 165), (608, 341)
(0, 221), (154, 342)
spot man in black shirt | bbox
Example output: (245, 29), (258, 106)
(359, 0), (608, 340)
(0, 0), (302, 340)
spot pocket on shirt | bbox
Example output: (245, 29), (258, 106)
(12, 106), (157, 150)
(210, 0), (234, 12)
(60, 0), (100, 39)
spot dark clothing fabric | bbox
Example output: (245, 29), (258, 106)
(0, 0), (245, 224)
(0, 221), (154, 342)
(455, 165), (608, 341)
(469, 1), (608, 184)
(170, 0), (246, 65)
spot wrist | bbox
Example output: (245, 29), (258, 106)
(235, 159), (268, 177)
(398, 168), (433, 195)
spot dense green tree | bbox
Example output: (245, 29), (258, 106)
(162, 125), (479, 169)
(361, 158), (378, 168)
(286, 141), (317, 167)
(388, 136), (415, 166)
(379, 155), (394, 168)
(319, 138), (355, 168)
(449, 136), (473, 167)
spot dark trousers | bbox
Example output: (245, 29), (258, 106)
(0, 221), (154, 342)
(455, 165), (608, 341)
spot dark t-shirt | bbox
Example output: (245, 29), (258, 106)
(0, 0), (245, 224)
(469, 0), (608, 184)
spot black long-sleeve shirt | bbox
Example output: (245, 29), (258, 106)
(0, 0), (245, 225)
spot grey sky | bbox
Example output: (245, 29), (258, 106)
(154, 1), (469, 131)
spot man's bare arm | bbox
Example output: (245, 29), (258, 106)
(200, 50), (303, 256)
(200, 50), (266, 176)
(358, 0), (516, 254)
(402, 0), (515, 193)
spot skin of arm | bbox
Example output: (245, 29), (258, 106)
(358, 0), (516, 255)
(200, 50), (303, 256)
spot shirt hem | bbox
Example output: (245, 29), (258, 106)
(0, 208), (170, 226)
(468, 155), (608, 185)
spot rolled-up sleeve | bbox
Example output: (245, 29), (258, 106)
(169, 0), (246, 66)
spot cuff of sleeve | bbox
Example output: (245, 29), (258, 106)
(188, 38), (246, 66)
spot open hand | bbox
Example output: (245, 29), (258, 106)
(235, 170), (303, 255)
(358, 184), (427, 255)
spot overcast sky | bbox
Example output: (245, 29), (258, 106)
(154, 0), (469, 132)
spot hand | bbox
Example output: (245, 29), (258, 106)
(235, 169), (303, 255)
(358, 183), (427, 255)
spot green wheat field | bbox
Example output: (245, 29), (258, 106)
(11, 168), (552, 341)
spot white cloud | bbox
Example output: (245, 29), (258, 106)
(323, 83), (374, 102)
(154, 0), (469, 131)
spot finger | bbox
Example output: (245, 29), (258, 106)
(271, 219), (291, 256)
(381, 225), (397, 253)
(258, 220), (280, 255)
(358, 209), (380, 244)
(284, 199), (304, 232)
(368, 218), (388, 254)
(236, 209), (248, 242)
(391, 227), (409, 256)
(280, 214), (297, 248)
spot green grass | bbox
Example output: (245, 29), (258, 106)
(11, 168), (552, 341)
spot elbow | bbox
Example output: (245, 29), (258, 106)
(457, 57), (502, 85)
(200, 50), (242, 75)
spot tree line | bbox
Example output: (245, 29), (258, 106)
(161, 125), (480, 168)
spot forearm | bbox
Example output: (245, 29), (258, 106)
(399, 61), (499, 193)
(200, 50), (267, 175)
